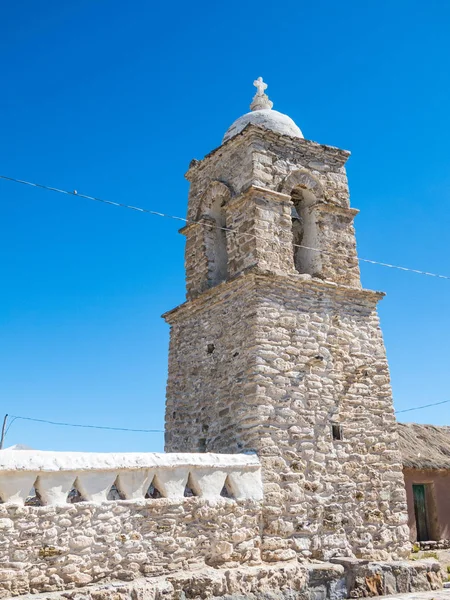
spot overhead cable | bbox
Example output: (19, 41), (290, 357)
(395, 399), (450, 414)
(6, 414), (164, 435)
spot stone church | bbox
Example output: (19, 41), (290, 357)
(164, 77), (411, 561)
(0, 79), (445, 599)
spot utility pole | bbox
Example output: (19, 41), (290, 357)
(0, 414), (8, 450)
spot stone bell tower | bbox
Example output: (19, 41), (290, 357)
(163, 79), (410, 561)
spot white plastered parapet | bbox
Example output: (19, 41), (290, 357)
(0, 450), (263, 505)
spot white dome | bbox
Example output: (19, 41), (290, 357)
(223, 109), (303, 143)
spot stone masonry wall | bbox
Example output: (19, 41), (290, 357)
(165, 276), (258, 454)
(3, 559), (443, 600)
(0, 497), (262, 597)
(164, 273), (411, 562)
(225, 187), (294, 280)
(249, 275), (410, 562)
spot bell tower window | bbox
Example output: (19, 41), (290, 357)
(206, 194), (228, 287)
(291, 185), (322, 277)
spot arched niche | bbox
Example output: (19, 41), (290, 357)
(280, 170), (324, 199)
(280, 170), (323, 276)
(197, 181), (232, 287)
(196, 181), (232, 219)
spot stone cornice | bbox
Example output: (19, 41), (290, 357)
(185, 125), (351, 180)
(314, 203), (360, 218)
(226, 185), (292, 212)
(162, 270), (385, 324)
(180, 185), (292, 234)
(179, 214), (215, 236)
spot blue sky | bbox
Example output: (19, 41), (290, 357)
(1, 0), (449, 452)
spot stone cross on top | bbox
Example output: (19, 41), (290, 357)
(250, 76), (273, 111)
(253, 77), (268, 96)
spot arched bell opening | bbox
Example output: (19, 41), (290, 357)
(290, 185), (322, 277)
(194, 181), (231, 291)
(206, 193), (228, 287)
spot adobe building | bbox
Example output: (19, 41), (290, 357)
(164, 78), (411, 561)
(398, 422), (450, 546)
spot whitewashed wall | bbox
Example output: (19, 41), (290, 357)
(0, 450), (263, 505)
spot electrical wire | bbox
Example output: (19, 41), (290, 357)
(1, 174), (450, 281)
(4, 416), (19, 437)
(0, 175), (188, 222)
(6, 414), (164, 436)
(395, 399), (450, 414)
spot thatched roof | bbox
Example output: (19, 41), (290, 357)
(397, 422), (450, 470)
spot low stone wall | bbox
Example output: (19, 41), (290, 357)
(332, 557), (442, 597)
(4, 559), (443, 600)
(0, 449), (263, 597)
(0, 497), (262, 597)
(0, 563), (334, 600)
(0, 450), (443, 599)
(418, 540), (450, 551)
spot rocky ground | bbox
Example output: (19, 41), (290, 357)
(411, 550), (450, 582)
(377, 592), (450, 600)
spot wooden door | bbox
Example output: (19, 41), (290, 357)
(413, 484), (430, 541)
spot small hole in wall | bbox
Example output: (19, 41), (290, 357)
(184, 485), (196, 497)
(207, 344), (215, 354)
(220, 477), (234, 499)
(184, 475), (197, 498)
(107, 483), (125, 501)
(67, 487), (84, 503)
(233, 351), (239, 358)
(25, 487), (43, 506)
(146, 483), (163, 499)
(332, 424), (343, 441)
